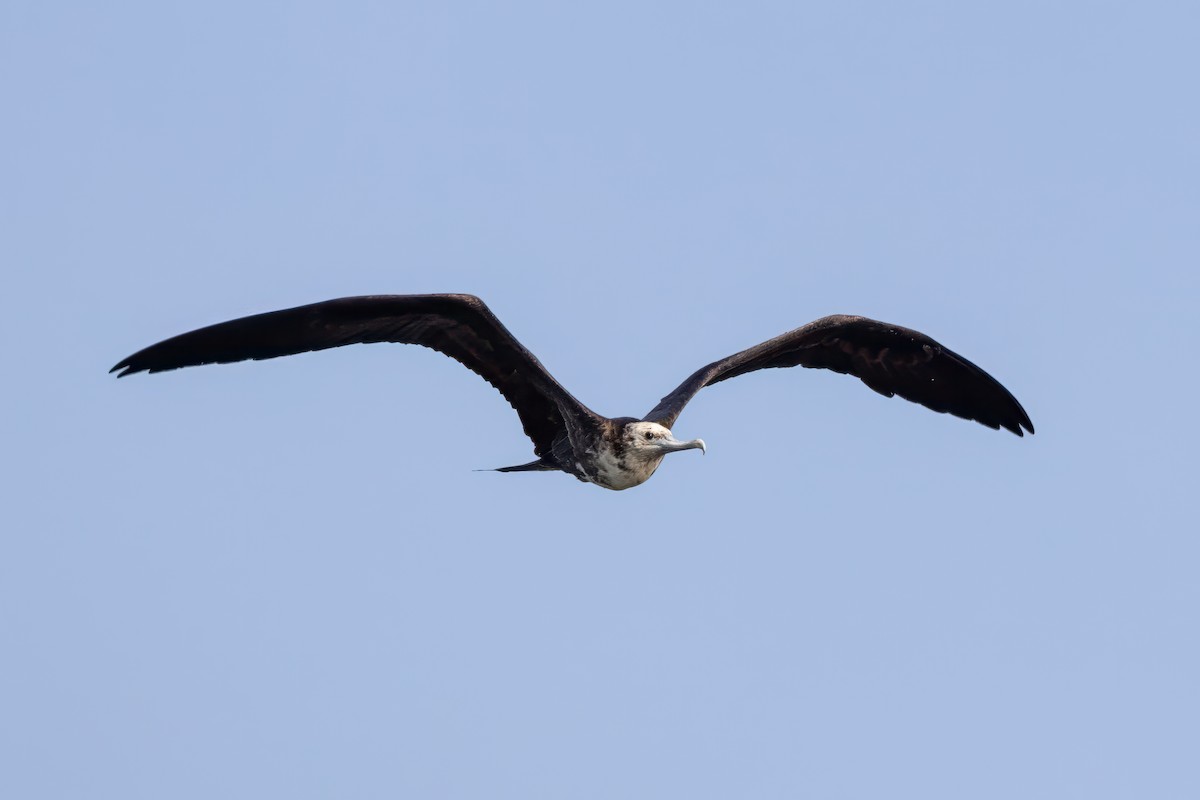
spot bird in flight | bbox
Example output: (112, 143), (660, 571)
(112, 294), (1034, 490)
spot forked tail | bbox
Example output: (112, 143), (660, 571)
(490, 458), (558, 473)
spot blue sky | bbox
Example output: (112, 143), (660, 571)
(3, 1), (1198, 797)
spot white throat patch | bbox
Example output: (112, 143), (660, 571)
(588, 439), (660, 491)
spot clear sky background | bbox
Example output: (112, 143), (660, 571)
(3, 2), (1197, 798)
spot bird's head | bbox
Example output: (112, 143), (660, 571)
(622, 420), (706, 462)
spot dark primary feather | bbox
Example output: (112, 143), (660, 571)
(110, 294), (600, 456)
(643, 314), (1034, 436)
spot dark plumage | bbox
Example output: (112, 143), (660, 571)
(112, 294), (1034, 490)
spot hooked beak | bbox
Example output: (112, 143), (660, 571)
(660, 435), (706, 456)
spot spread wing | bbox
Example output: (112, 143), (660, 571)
(643, 314), (1034, 436)
(112, 294), (601, 457)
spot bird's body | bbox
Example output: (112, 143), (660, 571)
(516, 418), (697, 491)
(112, 294), (1033, 490)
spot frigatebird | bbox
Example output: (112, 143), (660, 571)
(112, 294), (1034, 490)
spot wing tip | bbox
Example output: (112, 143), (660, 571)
(1010, 402), (1035, 437)
(110, 356), (158, 378)
(999, 413), (1035, 437)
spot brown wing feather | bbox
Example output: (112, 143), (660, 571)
(111, 294), (599, 457)
(643, 315), (1034, 436)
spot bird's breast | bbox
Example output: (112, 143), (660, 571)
(583, 441), (659, 491)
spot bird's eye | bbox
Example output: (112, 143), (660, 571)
(644, 431), (653, 440)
